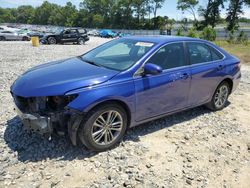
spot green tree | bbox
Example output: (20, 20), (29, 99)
(177, 0), (198, 21)
(0, 0), (175, 29)
(151, 0), (165, 28)
(0, 8), (16, 23)
(187, 27), (199, 38)
(200, 26), (216, 41)
(152, 0), (165, 18)
(132, 0), (147, 27)
(33, 1), (61, 25)
(226, 0), (250, 31)
(16, 5), (35, 24)
(151, 16), (167, 29)
(199, 0), (225, 28)
(61, 2), (78, 27)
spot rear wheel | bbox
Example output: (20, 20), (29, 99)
(48, 37), (56, 44)
(78, 103), (127, 151)
(206, 81), (230, 111)
(22, 36), (29, 41)
(77, 37), (85, 45)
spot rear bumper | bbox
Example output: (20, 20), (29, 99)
(232, 71), (241, 93)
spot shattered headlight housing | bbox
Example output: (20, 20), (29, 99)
(46, 94), (78, 111)
(13, 94), (78, 114)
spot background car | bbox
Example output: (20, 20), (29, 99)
(99, 29), (117, 38)
(40, 28), (89, 45)
(28, 31), (45, 39)
(0, 30), (30, 41)
(118, 32), (132, 37)
(87, 29), (100, 36)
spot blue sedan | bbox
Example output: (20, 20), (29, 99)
(11, 36), (241, 151)
(99, 29), (117, 38)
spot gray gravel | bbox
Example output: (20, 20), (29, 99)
(0, 39), (250, 188)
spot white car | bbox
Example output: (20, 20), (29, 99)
(87, 29), (100, 36)
(0, 30), (30, 41)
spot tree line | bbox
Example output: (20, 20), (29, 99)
(0, 0), (249, 31)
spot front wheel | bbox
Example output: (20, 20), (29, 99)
(206, 81), (230, 111)
(78, 104), (127, 151)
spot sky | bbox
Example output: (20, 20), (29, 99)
(1, 0), (250, 20)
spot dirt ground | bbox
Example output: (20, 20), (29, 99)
(0, 38), (250, 188)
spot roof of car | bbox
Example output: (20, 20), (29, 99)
(124, 35), (205, 44)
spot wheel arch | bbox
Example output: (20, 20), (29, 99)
(85, 99), (132, 128)
(209, 77), (234, 103)
(221, 78), (233, 94)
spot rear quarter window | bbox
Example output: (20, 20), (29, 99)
(78, 29), (87, 34)
(209, 46), (224, 61)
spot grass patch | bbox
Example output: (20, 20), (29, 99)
(215, 41), (250, 64)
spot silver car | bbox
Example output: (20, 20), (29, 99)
(0, 30), (30, 41)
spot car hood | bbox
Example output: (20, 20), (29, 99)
(11, 57), (119, 97)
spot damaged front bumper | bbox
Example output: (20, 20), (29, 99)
(13, 94), (84, 146)
(16, 107), (52, 135)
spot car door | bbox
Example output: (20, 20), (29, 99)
(69, 29), (78, 42)
(61, 29), (71, 42)
(187, 42), (225, 106)
(134, 42), (191, 122)
(2, 31), (14, 40)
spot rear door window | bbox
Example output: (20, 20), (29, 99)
(64, 30), (70, 34)
(70, 29), (77, 34)
(187, 42), (212, 64)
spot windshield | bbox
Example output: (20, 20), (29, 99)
(81, 38), (156, 71)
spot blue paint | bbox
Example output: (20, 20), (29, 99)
(11, 36), (241, 127)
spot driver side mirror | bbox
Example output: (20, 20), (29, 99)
(143, 63), (163, 75)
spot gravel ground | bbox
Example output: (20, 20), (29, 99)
(0, 38), (250, 188)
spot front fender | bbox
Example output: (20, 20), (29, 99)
(66, 79), (136, 119)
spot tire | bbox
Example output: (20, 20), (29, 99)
(206, 81), (230, 111)
(48, 37), (57, 44)
(77, 38), (85, 45)
(22, 36), (28, 41)
(0, 36), (6, 41)
(78, 103), (128, 151)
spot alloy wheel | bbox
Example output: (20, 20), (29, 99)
(48, 37), (56, 44)
(91, 110), (123, 146)
(214, 85), (229, 109)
